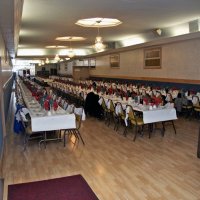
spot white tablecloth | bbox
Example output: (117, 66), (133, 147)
(125, 104), (177, 125)
(142, 108), (177, 124)
(31, 113), (76, 132)
(19, 80), (76, 132)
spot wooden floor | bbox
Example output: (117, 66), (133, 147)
(2, 93), (200, 200)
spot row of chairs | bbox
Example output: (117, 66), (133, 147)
(181, 103), (200, 119)
(54, 88), (85, 108)
(99, 97), (176, 141)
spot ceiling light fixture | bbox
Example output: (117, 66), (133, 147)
(94, 21), (106, 52)
(76, 17), (122, 27)
(94, 28), (105, 52)
(45, 58), (49, 64)
(76, 18), (122, 52)
(54, 54), (60, 62)
(68, 49), (75, 58)
(55, 36), (86, 41)
(68, 38), (75, 58)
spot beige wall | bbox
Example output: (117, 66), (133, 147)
(35, 63), (57, 74)
(89, 37), (200, 82)
(59, 62), (73, 75)
(73, 66), (89, 81)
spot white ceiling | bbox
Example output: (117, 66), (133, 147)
(1, 0), (200, 60)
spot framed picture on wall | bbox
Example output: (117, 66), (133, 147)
(144, 47), (161, 69)
(110, 54), (120, 68)
(89, 58), (96, 69)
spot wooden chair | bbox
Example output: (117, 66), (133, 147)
(182, 100), (193, 118)
(194, 105), (200, 119)
(125, 105), (145, 141)
(100, 97), (109, 124)
(192, 96), (200, 119)
(63, 107), (85, 146)
(114, 102), (126, 133)
(65, 103), (75, 114)
(19, 111), (44, 151)
(106, 99), (115, 127)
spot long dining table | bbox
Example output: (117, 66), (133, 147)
(18, 80), (76, 146)
(101, 95), (177, 124)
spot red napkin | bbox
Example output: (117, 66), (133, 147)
(32, 92), (36, 96)
(143, 97), (150, 104)
(44, 100), (49, 111)
(53, 101), (58, 111)
(47, 95), (51, 100)
(35, 95), (40, 101)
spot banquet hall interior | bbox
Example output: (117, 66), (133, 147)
(0, 0), (200, 199)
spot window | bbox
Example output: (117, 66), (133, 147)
(83, 59), (89, 66)
(144, 47), (161, 69)
(89, 58), (96, 69)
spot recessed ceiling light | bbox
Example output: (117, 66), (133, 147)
(55, 36), (86, 41)
(76, 17), (122, 27)
(45, 45), (67, 48)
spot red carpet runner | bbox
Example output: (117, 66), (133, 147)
(8, 174), (99, 200)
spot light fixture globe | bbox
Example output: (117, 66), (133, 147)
(93, 25), (106, 52)
(94, 36), (105, 52)
(54, 54), (60, 62)
(45, 58), (49, 64)
(68, 48), (75, 58)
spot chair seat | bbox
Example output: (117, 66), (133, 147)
(25, 126), (32, 135)
(182, 105), (192, 109)
(130, 118), (144, 126)
(194, 107), (200, 112)
(64, 107), (85, 146)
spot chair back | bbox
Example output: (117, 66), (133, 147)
(66, 103), (75, 114)
(19, 110), (31, 131)
(61, 98), (65, 107)
(192, 95), (200, 107)
(126, 105), (135, 121)
(100, 97), (107, 111)
(63, 101), (68, 110)
(115, 102), (125, 117)
(108, 99), (115, 112)
(74, 107), (84, 129)
(126, 105), (143, 126)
